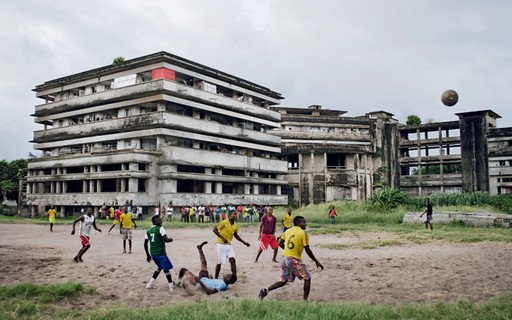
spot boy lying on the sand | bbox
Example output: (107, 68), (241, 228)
(178, 241), (237, 295)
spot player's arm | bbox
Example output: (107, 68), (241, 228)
(304, 246), (324, 270)
(197, 280), (218, 295)
(234, 232), (250, 247)
(258, 219), (264, 239)
(161, 228), (173, 243)
(71, 216), (84, 235)
(144, 238), (151, 262)
(278, 237), (285, 250)
(93, 220), (102, 232)
(213, 226), (228, 243)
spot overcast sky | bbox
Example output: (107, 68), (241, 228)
(1, 0), (511, 161)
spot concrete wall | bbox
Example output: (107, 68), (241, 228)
(403, 212), (512, 227)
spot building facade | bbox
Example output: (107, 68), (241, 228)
(27, 52), (288, 216)
(270, 105), (383, 205)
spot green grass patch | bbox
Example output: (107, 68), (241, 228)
(4, 293), (511, 320)
(319, 239), (404, 250)
(0, 282), (90, 319)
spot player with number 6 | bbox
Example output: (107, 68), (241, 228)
(259, 215), (323, 301)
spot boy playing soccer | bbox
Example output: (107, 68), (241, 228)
(144, 215), (175, 291)
(259, 215), (323, 301)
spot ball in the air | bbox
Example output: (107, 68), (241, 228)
(441, 89), (458, 107)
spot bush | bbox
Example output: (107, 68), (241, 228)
(372, 188), (408, 211)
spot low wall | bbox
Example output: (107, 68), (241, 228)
(403, 212), (512, 227)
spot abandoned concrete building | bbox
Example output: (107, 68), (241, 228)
(270, 105), (384, 206)
(271, 106), (512, 205)
(25, 52), (512, 215)
(387, 109), (512, 197)
(26, 51), (289, 216)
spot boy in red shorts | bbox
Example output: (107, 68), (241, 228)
(259, 215), (323, 301)
(254, 206), (278, 263)
(71, 207), (102, 262)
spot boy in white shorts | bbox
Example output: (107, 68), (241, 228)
(213, 210), (250, 279)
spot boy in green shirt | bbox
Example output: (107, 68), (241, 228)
(144, 215), (175, 291)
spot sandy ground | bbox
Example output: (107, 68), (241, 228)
(0, 222), (511, 309)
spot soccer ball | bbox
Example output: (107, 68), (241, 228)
(441, 89), (458, 107)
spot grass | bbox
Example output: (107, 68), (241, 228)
(0, 282), (511, 320)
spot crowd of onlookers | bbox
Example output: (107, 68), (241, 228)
(95, 203), (270, 223)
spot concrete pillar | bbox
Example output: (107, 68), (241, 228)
(83, 181), (87, 193)
(205, 182), (212, 193)
(277, 185), (281, 195)
(63, 182), (67, 193)
(215, 182), (222, 194)
(50, 182), (55, 194)
(244, 171), (251, 194)
(120, 178), (126, 192)
(97, 180), (101, 192)
(89, 180), (95, 193)
(128, 178), (138, 192)
(157, 101), (166, 112)
(253, 172), (259, 195)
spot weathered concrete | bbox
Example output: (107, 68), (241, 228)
(403, 212), (512, 227)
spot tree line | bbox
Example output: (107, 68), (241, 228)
(0, 159), (27, 201)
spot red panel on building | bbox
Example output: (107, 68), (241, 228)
(152, 68), (176, 81)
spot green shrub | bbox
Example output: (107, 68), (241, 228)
(372, 187), (409, 211)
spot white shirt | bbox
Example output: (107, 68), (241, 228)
(80, 214), (95, 237)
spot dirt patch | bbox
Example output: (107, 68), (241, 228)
(0, 224), (510, 308)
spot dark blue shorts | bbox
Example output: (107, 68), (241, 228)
(152, 254), (173, 271)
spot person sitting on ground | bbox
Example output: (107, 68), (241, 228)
(178, 241), (237, 295)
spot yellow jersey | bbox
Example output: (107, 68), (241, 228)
(48, 208), (56, 219)
(282, 214), (292, 229)
(281, 226), (309, 260)
(215, 219), (239, 244)
(120, 212), (134, 229)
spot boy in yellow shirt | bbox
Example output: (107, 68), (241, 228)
(259, 215), (323, 301)
(119, 207), (137, 254)
(213, 210), (250, 280)
(48, 205), (56, 232)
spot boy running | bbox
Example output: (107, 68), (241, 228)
(259, 216), (324, 301)
(71, 207), (102, 262)
(144, 215), (175, 291)
(419, 197), (433, 231)
(108, 207), (122, 234)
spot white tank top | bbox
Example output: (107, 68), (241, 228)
(80, 214), (95, 237)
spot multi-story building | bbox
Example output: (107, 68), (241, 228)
(26, 52), (288, 216)
(273, 106), (512, 203)
(389, 109), (511, 196)
(270, 105), (383, 205)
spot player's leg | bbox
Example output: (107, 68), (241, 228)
(77, 244), (90, 262)
(108, 222), (115, 233)
(147, 256), (163, 289)
(254, 248), (263, 262)
(128, 239), (132, 253)
(214, 263), (221, 279)
(197, 241), (208, 271)
(228, 257), (237, 277)
(272, 247), (278, 262)
(303, 279), (311, 300)
(259, 260), (289, 300)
